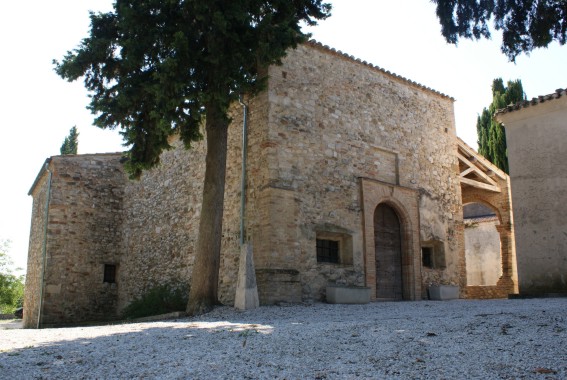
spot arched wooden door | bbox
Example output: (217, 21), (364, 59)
(374, 203), (403, 300)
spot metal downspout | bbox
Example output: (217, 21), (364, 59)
(37, 162), (52, 329)
(239, 95), (249, 246)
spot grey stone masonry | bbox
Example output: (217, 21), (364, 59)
(26, 42), (470, 326)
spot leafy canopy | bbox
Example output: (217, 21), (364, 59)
(54, 0), (330, 178)
(60, 126), (79, 155)
(432, 0), (567, 60)
(477, 78), (525, 173)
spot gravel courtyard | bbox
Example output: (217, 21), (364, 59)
(1, 298), (565, 379)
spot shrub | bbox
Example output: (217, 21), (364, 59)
(0, 239), (25, 314)
(122, 283), (189, 320)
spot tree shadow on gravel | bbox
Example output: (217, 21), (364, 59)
(1, 300), (566, 379)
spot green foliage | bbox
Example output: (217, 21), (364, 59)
(60, 126), (79, 155)
(476, 78), (526, 173)
(432, 0), (567, 61)
(0, 240), (25, 314)
(121, 283), (189, 319)
(54, 0), (331, 179)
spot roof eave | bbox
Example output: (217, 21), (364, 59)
(28, 158), (52, 196)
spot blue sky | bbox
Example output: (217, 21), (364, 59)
(1, 0), (566, 273)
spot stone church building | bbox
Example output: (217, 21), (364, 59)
(24, 42), (516, 327)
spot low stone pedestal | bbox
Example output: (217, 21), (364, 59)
(326, 285), (371, 304)
(428, 285), (459, 300)
(234, 243), (259, 310)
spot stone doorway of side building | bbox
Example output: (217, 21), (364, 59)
(374, 203), (404, 300)
(464, 203), (502, 286)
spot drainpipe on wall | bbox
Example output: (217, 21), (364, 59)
(37, 161), (52, 329)
(239, 95), (249, 246)
(234, 95), (259, 310)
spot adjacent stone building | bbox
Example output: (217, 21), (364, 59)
(24, 42), (516, 327)
(496, 88), (567, 295)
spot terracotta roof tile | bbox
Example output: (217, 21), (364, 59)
(496, 87), (566, 115)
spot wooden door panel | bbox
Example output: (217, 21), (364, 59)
(375, 204), (403, 300)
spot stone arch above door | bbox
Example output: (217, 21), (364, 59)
(360, 178), (421, 300)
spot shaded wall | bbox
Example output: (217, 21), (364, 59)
(498, 94), (567, 294)
(118, 90), (271, 309)
(24, 167), (49, 328)
(26, 154), (125, 326)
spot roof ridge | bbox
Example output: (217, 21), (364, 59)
(306, 40), (454, 101)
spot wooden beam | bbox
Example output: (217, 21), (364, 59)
(457, 153), (499, 187)
(460, 167), (475, 177)
(457, 140), (507, 180)
(460, 177), (501, 192)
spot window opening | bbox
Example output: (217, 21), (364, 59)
(103, 264), (116, 283)
(422, 247), (433, 268)
(317, 239), (339, 263)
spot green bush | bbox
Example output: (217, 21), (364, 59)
(122, 283), (189, 320)
(0, 274), (24, 314)
(0, 239), (25, 314)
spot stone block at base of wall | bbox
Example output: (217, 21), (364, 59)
(428, 285), (459, 300)
(326, 285), (371, 304)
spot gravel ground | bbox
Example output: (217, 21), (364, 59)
(1, 298), (566, 379)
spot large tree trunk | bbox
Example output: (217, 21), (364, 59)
(186, 102), (229, 316)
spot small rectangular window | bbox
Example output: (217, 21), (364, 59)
(422, 247), (433, 268)
(317, 239), (339, 263)
(421, 240), (446, 270)
(103, 264), (116, 283)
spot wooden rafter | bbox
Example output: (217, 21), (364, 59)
(457, 138), (505, 193)
(457, 153), (499, 186)
(457, 138), (507, 180)
(460, 167), (475, 178)
(460, 177), (501, 193)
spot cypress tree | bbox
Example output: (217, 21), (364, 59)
(60, 126), (79, 155)
(476, 79), (525, 173)
(54, 0), (331, 315)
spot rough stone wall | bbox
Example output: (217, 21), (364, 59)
(118, 140), (204, 310)
(24, 169), (49, 328)
(26, 155), (125, 326)
(260, 43), (462, 301)
(118, 91), (271, 309)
